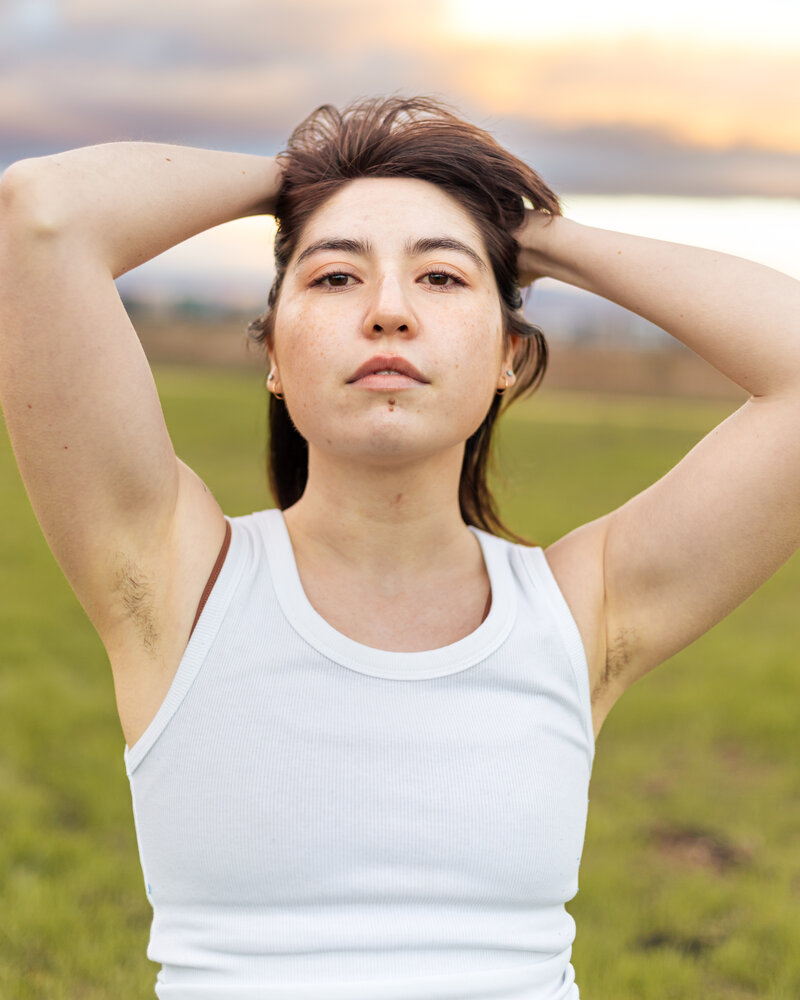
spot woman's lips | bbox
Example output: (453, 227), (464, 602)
(350, 372), (425, 389)
(346, 355), (429, 385)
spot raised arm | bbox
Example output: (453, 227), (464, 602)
(0, 145), (279, 715)
(519, 214), (800, 731)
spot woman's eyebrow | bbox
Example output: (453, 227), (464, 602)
(294, 235), (487, 272)
(406, 237), (487, 272)
(296, 238), (373, 266)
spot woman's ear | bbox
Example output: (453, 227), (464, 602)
(265, 340), (282, 396)
(494, 335), (519, 394)
(266, 363), (284, 399)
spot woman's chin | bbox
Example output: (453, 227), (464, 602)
(298, 404), (479, 469)
(308, 426), (458, 469)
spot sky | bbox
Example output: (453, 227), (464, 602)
(2, 0), (798, 313)
(2, 0), (799, 196)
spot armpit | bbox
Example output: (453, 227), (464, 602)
(111, 554), (159, 656)
(593, 624), (637, 703)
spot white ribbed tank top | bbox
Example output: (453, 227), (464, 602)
(124, 509), (595, 999)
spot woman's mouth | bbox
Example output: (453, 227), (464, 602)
(346, 355), (429, 389)
(351, 371), (424, 389)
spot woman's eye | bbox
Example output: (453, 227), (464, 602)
(312, 270), (462, 289)
(313, 272), (355, 288)
(422, 271), (463, 287)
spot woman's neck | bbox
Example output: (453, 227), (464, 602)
(280, 446), (493, 651)
(282, 444), (477, 583)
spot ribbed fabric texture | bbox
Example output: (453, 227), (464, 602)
(124, 509), (594, 1000)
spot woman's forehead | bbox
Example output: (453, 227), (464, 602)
(296, 177), (489, 260)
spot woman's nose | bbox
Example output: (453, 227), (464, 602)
(363, 275), (417, 339)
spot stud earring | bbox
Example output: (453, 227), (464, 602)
(266, 370), (284, 400)
(496, 369), (514, 396)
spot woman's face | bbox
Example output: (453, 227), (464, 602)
(270, 176), (516, 468)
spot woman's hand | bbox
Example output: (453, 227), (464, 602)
(515, 209), (560, 286)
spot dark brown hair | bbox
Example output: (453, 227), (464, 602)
(247, 95), (561, 541)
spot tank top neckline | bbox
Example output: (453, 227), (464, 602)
(258, 508), (519, 680)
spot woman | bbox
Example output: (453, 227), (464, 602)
(1, 97), (798, 999)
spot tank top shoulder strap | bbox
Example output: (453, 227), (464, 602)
(189, 518), (232, 640)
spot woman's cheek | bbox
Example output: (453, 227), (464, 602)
(279, 310), (337, 390)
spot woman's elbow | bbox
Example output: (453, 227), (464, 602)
(0, 157), (73, 241)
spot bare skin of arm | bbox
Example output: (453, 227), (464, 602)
(517, 213), (800, 737)
(0, 144), (281, 744)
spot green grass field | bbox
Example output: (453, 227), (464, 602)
(1, 366), (798, 999)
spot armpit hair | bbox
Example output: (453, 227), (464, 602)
(111, 555), (159, 656)
(592, 624), (636, 703)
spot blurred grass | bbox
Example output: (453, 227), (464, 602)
(1, 366), (799, 998)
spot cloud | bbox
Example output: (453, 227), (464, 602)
(1, 0), (798, 195)
(0, 0), (449, 153)
(497, 121), (800, 197)
(443, 37), (800, 154)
